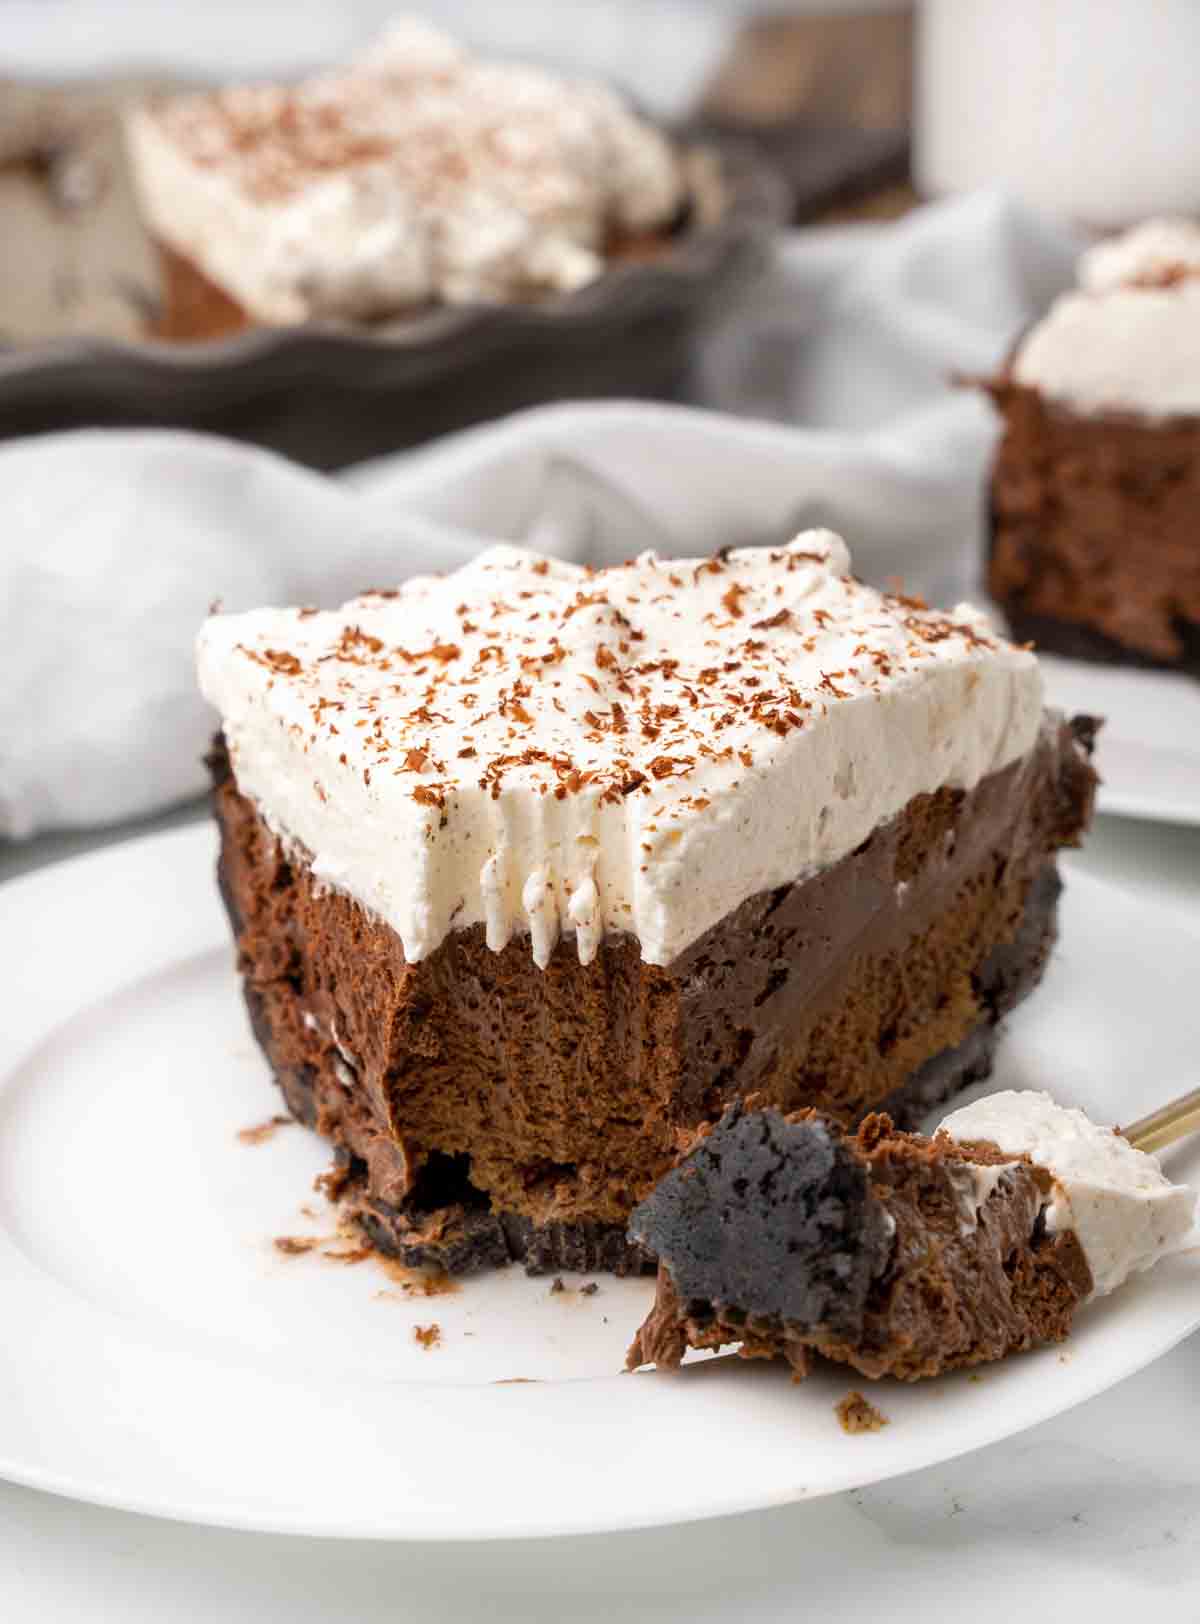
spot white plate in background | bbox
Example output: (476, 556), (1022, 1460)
(1037, 654), (1200, 826)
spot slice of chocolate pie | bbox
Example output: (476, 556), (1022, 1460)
(198, 531), (1096, 1276)
(987, 217), (1200, 675)
(627, 1092), (1197, 1380)
(126, 18), (687, 338)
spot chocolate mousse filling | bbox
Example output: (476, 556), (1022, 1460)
(986, 377), (1200, 675)
(209, 713), (1096, 1276)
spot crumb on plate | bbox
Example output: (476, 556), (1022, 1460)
(835, 1391), (889, 1434)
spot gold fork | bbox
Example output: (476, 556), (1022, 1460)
(1124, 1088), (1200, 1154)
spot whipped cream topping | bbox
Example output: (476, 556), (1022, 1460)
(1013, 216), (1200, 418)
(940, 1091), (1198, 1298)
(1080, 217), (1200, 292)
(197, 532), (1042, 970)
(125, 17), (684, 324)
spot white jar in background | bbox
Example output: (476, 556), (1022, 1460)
(915, 0), (1200, 226)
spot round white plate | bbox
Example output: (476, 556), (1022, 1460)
(0, 827), (1198, 1542)
(1037, 654), (1200, 825)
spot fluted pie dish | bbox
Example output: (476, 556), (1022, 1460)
(0, 21), (785, 468)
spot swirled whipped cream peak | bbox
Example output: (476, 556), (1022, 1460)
(197, 532), (1043, 969)
(125, 16), (685, 324)
(1013, 217), (1200, 418)
(940, 1091), (1198, 1298)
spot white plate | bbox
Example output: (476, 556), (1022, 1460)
(0, 827), (1197, 1542)
(1037, 654), (1200, 825)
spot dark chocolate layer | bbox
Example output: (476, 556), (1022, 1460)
(667, 719), (1096, 1130)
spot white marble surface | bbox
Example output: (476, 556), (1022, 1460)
(0, 1333), (1197, 1622)
(2, 807), (1199, 1619)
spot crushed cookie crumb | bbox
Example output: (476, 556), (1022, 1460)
(413, 1323), (442, 1350)
(835, 1392), (889, 1434)
(237, 1114), (292, 1145)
